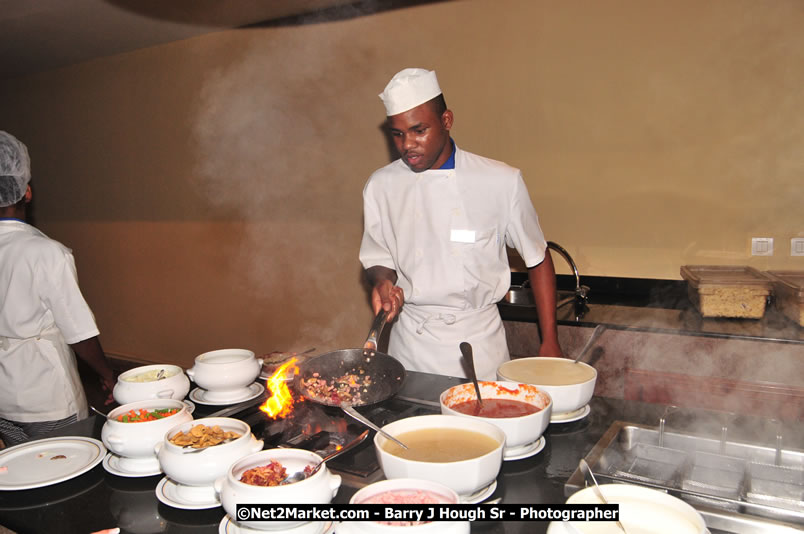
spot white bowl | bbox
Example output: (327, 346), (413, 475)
(440, 381), (552, 451)
(547, 483), (707, 534)
(344, 478), (469, 534)
(113, 364), (191, 405)
(374, 414), (505, 496)
(186, 349), (263, 399)
(497, 357), (596, 415)
(155, 417), (263, 502)
(215, 448), (342, 531)
(102, 399), (192, 473)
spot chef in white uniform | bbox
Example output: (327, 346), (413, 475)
(0, 130), (116, 447)
(360, 69), (563, 380)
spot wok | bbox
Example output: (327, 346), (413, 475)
(293, 309), (406, 408)
(294, 349), (405, 407)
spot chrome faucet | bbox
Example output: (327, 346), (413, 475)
(547, 241), (590, 307)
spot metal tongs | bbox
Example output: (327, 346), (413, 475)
(362, 308), (388, 359)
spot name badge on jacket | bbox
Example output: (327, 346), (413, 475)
(450, 229), (476, 243)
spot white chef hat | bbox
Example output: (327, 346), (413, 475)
(0, 131), (31, 207)
(379, 68), (442, 116)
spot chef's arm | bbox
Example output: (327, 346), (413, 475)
(528, 252), (564, 357)
(70, 336), (117, 398)
(366, 266), (405, 321)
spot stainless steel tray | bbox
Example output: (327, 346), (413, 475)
(566, 421), (804, 534)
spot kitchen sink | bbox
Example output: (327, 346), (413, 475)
(566, 421), (804, 533)
(504, 288), (579, 307)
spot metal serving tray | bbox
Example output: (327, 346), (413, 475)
(566, 421), (804, 534)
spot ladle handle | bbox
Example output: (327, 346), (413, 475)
(341, 405), (408, 450)
(310, 429), (370, 476)
(460, 342), (483, 407)
(574, 325), (605, 364)
(579, 459), (629, 534)
(90, 405), (110, 420)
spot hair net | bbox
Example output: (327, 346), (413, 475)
(0, 131), (31, 207)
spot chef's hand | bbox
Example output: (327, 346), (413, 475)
(372, 279), (404, 322)
(537, 339), (564, 358)
(100, 375), (116, 406)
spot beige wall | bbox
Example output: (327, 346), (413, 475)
(1, 0), (802, 365)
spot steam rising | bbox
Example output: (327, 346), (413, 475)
(190, 18), (372, 349)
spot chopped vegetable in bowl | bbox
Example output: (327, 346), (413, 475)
(116, 408), (179, 423)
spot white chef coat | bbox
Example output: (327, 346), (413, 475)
(359, 146), (547, 379)
(0, 220), (97, 422)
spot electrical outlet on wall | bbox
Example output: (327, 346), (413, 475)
(751, 237), (774, 256)
(792, 238), (804, 256)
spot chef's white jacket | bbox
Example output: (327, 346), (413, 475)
(0, 220), (96, 422)
(360, 147), (547, 379)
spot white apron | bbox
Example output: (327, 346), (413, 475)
(0, 325), (88, 422)
(389, 303), (509, 380)
(361, 147), (547, 380)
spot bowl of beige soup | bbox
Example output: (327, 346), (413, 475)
(496, 357), (596, 416)
(374, 414), (505, 497)
(113, 364), (191, 405)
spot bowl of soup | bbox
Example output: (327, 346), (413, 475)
(440, 381), (552, 455)
(497, 357), (596, 415)
(342, 478), (469, 534)
(215, 448), (341, 531)
(374, 414), (505, 497)
(546, 483), (707, 534)
(185, 348), (263, 401)
(113, 364), (191, 405)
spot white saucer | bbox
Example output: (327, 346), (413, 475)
(102, 452), (162, 477)
(183, 400), (196, 414)
(550, 404), (591, 424)
(189, 383), (265, 405)
(460, 480), (497, 504)
(504, 436), (546, 461)
(156, 476), (220, 510)
(219, 516), (332, 534)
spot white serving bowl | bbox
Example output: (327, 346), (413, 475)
(546, 483), (708, 534)
(440, 380), (552, 452)
(215, 448), (342, 531)
(155, 417), (264, 503)
(374, 414), (505, 497)
(186, 349), (263, 401)
(497, 357), (597, 415)
(343, 478), (469, 534)
(113, 364), (191, 405)
(102, 399), (192, 473)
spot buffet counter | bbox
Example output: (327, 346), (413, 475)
(0, 371), (800, 534)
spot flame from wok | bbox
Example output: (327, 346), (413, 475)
(259, 358), (301, 418)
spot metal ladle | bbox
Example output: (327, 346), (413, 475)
(579, 459), (628, 533)
(574, 325), (605, 364)
(89, 405), (111, 420)
(341, 405), (408, 450)
(460, 342), (483, 409)
(282, 429), (370, 484)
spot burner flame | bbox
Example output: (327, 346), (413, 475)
(259, 358), (301, 418)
